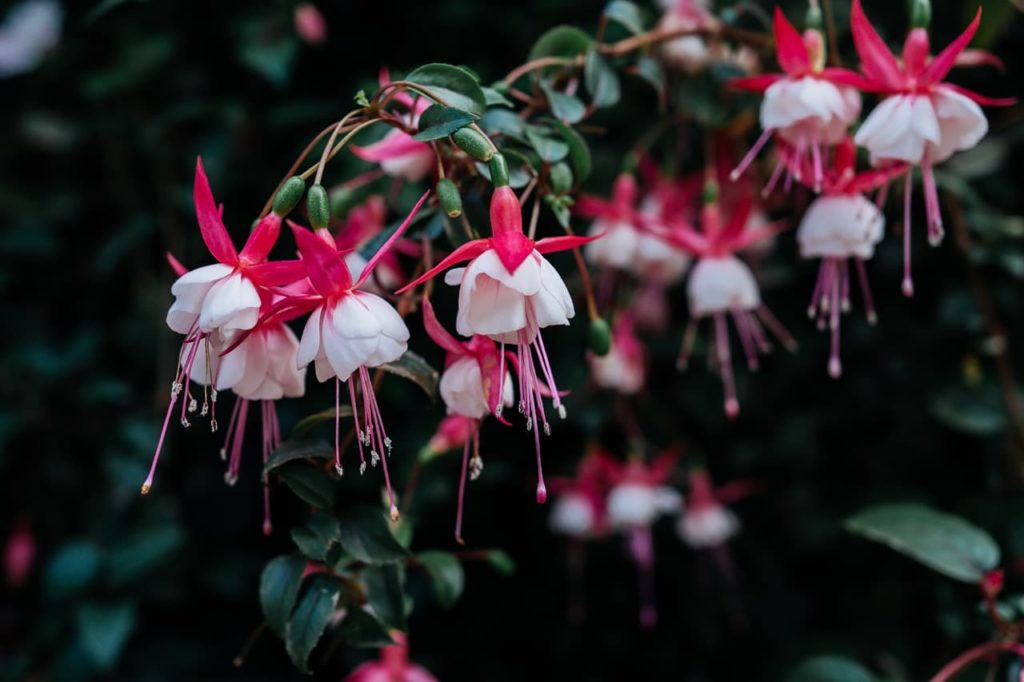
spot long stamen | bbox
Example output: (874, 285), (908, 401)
(854, 258), (878, 324)
(347, 378), (367, 473)
(755, 304), (797, 352)
(828, 260), (842, 379)
(221, 397), (243, 461)
(334, 378), (343, 476)
(360, 367), (399, 520)
(714, 312), (739, 418)
(142, 374), (183, 495)
(225, 399), (249, 485)
(731, 310), (759, 371)
(454, 433), (471, 545)
(902, 173), (914, 298)
(922, 158), (944, 246)
(730, 128), (774, 181)
(262, 400), (273, 537)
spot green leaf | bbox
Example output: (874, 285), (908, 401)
(106, 523), (184, 586)
(482, 86), (514, 108)
(265, 439), (335, 472)
(292, 514), (342, 561)
(416, 551), (465, 608)
(480, 108), (527, 140)
(549, 120), (591, 184)
(528, 25), (593, 63)
(539, 82), (586, 124)
(632, 57), (666, 100)
(276, 463), (335, 511)
(363, 564), (407, 630)
(380, 350), (439, 399)
(543, 194), (573, 228)
(407, 63), (487, 116)
(845, 503), (1001, 582)
(930, 388), (1005, 436)
(484, 549), (517, 575)
(785, 655), (877, 682)
(413, 105), (478, 142)
(285, 574), (341, 673)
(584, 51), (621, 108)
(333, 608), (395, 648)
(354, 90), (370, 107)
(75, 603), (136, 671)
(603, 1), (647, 34)
(525, 127), (570, 164)
(260, 555), (307, 638)
(336, 506), (410, 564)
(44, 540), (101, 599)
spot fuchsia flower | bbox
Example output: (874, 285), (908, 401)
(422, 414), (475, 459)
(795, 139), (908, 377)
(4, 517), (35, 588)
(145, 159), (305, 496)
(657, 0), (715, 72)
(588, 312), (646, 395)
(548, 449), (619, 539)
(337, 196), (410, 295)
(422, 296), (514, 541)
(677, 469), (744, 549)
(351, 72), (435, 183)
(661, 198), (795, 418)
(293, 3), (327, 45)
(397, 185), (596, 503)
(577, 173), (643, 272)
(848, 0), (1013, 296)
(273, 192), (430, 520)
(730, 8), (864, 193)
(344, 631), (437, 682)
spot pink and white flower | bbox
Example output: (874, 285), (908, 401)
(344, 631), (437, 682)
(351, 72), (435, 183)
(657, 0), (715, 73)
(293, 2), (327, 45)
(397, 185), (597, 503)
(548, 449), (618, 539)
(577, 174), (643, 272)
(677, 469), (743, 549)
(588, 313), (646, 395)
(848, 0), (1013, 295)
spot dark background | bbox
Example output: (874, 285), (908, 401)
(3, 0), (1024, 680)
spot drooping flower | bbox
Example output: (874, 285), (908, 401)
(270, 192), (429, 520)
(293, 2), (327, 45)
(548, 448), (619, 539)
(848, 0), (1013, 296)
(351, 72), (435, 182)
(344, 631), (438, 682)
(677, 468), (747, 549)
(657, 0), (715, 73)
(144, 159), (305, 495)
(662, 194), (795, 417)
(0, 0), (60, 78)
(422, 296), (513, 541)
(730, 7), (865, 192)
(397, 185), (597, 503)
(336, 195), (411, 295)
(588, 312), (646, 395)
(795, 139), (907, 377)
(577, 173), (643, 272)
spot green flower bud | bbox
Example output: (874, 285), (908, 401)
(306, 184), (330, 230)
(437, 178), (463, 218)
(701, 180), (719, 206)
(452, 127), (494, 162)
(805, 4), (823, 30)
(488, 153), (510, 188)
(909, 0), (931, 28)
(272, 176), (306, 218)
(549, 162), (573, 195)
(588, 317), (612, 356)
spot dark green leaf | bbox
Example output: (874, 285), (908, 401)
(44, 540), (101, 599)
(276, 463), (335, 511)
(528, 25), (593, 63)
(336, 506), (410, 564)
(285, 575), (341, 673)
(481, 108), (527, 140)
(543, 194), (573, 228)
(845, 503), (1000, 582)
(416, 551), (465, 608)
(334, 607), (395, 648)
(413, 105), (478, 142)
(484, 549), (517, 575)
(549, 120), (591, 184)
(380, 350), (439, 399)
(106, 523), (184, 586)
(603, 1), (647, 34)
(482, 86), (514, 108)
(930, 388), (1005, 436)
(784, 655), (877, 682)
(584, 50), (621, 108)
(407, 63), (487, 116)
(265, 439), (335, 471)
(539, 82), (586, 124)
(525, 127), (570, 163)
(75, 603), (136, 671)
(363, 564), (407, 630)
(292, 514), (342, 561)
(260, 555), (307, 638)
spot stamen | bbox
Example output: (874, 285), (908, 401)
(676, 317), (699, 370)
(730, 128), (773, 181)
(713, 312), (739, 419)
(902, 173), (915, 298)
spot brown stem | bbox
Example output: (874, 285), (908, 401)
(821, 0), (843, 67)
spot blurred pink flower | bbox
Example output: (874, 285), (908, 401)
(345, 632), (437, 682)
(293, 3), (326, 45)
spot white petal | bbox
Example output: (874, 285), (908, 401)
(296, 306), (322, 370)
(530, 255), (574, 328)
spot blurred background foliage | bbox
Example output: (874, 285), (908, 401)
(2, 0), (1024, 680)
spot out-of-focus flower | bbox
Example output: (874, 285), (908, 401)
(677, 469), (741, 549)
(4, 518), (35, 588)
(548, 448), (619, 538)
(336, 195), (410, 295)
(0, 0), (60, 78)
(344, 631), (438, 682)
(588, 313), (646, 395)
(657, 0), (715, 73)
(293, 3), (327, 45)
(352, 71), (435, 182)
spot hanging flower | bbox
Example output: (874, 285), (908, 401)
(351, 72), (435, 182)
(396, 185), (597, 503)
(344, 631), (438, 682)
(677, 469), (744, 549)
(577, 173), (643, 272)
(657, 0), (715, 73)
(588, 312), (646, 395)
(848, 0), (1013, 295)
(548, 448), (619, 539)
(337, 195), (411, 295)
(730, 7), (865, 192)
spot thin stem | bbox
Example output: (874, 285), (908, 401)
(928, 640), (1024, 682)
(299, 119), (383, 181)
(503, 56), (580, 85)
(314, 111), (360, 186)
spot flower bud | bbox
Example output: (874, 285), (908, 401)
(701, 180), (718, 206)
(437, 178), (463, 218)
(452, 127), (494, 162)
(306, 184), (330, 229)
(909, 0), (931, 28)
(272, 176), (306, 218)
(549, 162), (573, 195)
(488, 153), (510, 188)
(588, 317), (612, 356)
(804, 3), (823, 30)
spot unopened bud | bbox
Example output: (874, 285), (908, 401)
(909, 0), (931, 28)
(488, 153), (510, 188)
(549, 162), (573, 195)
(306, 184), (330, 229)
(436, 178), (463, 218)
(453, 127), (494, 162)
(701, 180), (718, 206)
(272, 176), (306, 218)
(805, 3), (823, 30)
(588, 317), (612, 356)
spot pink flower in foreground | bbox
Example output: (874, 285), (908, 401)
(848, 0), (1013, 295)
(730, 8), (865, 193)
(422, 296), (514, 541)
(351, 71), (435, 182)
(397, 185), (597, 503)
(344, 631), (437, 682)
(661, 197), (795, 418)
(795, 139), (907, 377)
(293, 3), (327, 45)
(588, 313), (646, 395)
